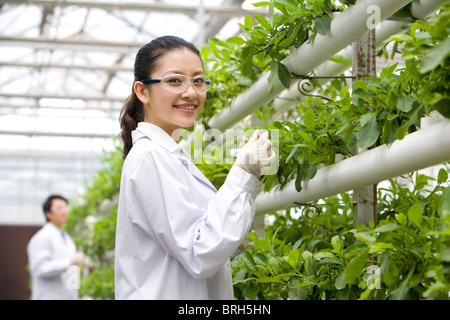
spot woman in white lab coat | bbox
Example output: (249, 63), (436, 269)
(115, 36), (275, 300)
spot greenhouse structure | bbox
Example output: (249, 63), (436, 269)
(0, 0), (449, 302)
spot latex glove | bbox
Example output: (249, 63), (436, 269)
(69, 251), (85, 265)
(235, 129), (276, 178)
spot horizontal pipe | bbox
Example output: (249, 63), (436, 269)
(208, 0), (412, 130)
(0, 92), (124, 102)
(0, 61), (132, 73)
(0, 36), (145, 53)
(0, 130), (116, 139)
(273, 0), (443, 114)
(0, 0), (269, 17)
(255, 119), (450, 215)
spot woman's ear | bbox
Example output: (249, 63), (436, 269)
(133, 81), (150, 104)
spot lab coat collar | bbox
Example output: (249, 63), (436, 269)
(132, 122), (217, 193)
(45, 221), (62, 232)
(133, 122), (180, 153)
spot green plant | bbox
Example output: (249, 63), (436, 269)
(204, 2), (449, 194)
(65, 140), (123, 299)
(386, 2), (450, 118)
(232, 167), (450, 300)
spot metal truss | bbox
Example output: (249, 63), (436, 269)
(0, 0), (260, 138)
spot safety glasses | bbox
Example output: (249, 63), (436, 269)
(140, 74), (212, 94)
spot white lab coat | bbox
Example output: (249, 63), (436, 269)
(115, 122), (260, 300)
(27, 222), (79, 300)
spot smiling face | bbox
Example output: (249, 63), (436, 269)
(134, 48), (206, 137)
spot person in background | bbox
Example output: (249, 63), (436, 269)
(115, 35), (275, 299)
(27, 194), (84, 300)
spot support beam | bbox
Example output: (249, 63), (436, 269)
(0, 102), (121, 113)
(352, 28), (377, 228)
(255, 119), (450, 216)
(0, 0), (269, 17)
(0, 61), (132, 73)
(0, 36), (144, 53)
(0, 92), (125, 102)
(0, 130), (116, 139)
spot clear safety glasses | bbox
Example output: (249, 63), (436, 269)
(140, 74), (212, 94)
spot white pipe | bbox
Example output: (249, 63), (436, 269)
(208, 0), (412, 130)
(272, 0), (443, 114)
(255, 119), (450, 215)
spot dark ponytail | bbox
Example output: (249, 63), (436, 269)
(119, 35), (202, 158)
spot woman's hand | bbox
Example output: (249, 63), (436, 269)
(235, 129), (276, 177)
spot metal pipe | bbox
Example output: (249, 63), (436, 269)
(0, 130), (116, 139)
(0, 0), (269, 17)
(255, 119), (450, 216)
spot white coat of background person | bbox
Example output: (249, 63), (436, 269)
(115, 36), (276, 299)
(27, 195), (84, 300)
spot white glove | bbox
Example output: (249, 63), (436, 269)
(69, 251), (85, 265)
(235, 129), (276, 178)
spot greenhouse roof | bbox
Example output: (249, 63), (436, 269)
(0, 0), (263, 224)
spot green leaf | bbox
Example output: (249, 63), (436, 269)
(286, 250), (299, 269)
(277, 61), (292, 89)
(315, 16), (331, 36)
(345, 250), (368, 285)
(395, 124), (408, 140)
(390, 267), (414, 300)
(420, 37), (450, 73)
(329, 54), (352, 65)
(241, 54), (254, 76)
(357, 113), (380, 149)
(314, 251), (337, 260)
(352, 88), (375, 99)
(396, 94), (414, 112)
(295, 166), (303, 192)
(277, 0), (297, 10)
(331, 235), (344, 252)
(396, 213), (407, 225)
(439, 191), (450, 223)
(268, 256), (281, 274)
(288, 281), (311, 300)
(382, 119), (398, 144)
(254, 14), (271, 31)
(353, 231), (376, 243)
(244, 15), (253, 29)
(369, 242), (395, 253)
(303, 108), (315, 132)
(267, 61), (279, 93)
(437, 168), (448, 184)
(226, 36), (245, 46)
(380, 253), (399, 289)
(344, 243), (368, 258)
(407, 203), (423, 229)
(353, 80), (369, 91)
(335, 272), (348, 290)
(374, 223), (399, 233)
(252, 1), (272, 8)
(241, 250), (257, 272)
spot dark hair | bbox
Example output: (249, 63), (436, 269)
(119, 35), (203, 158)
(42, 194), (68, 221)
